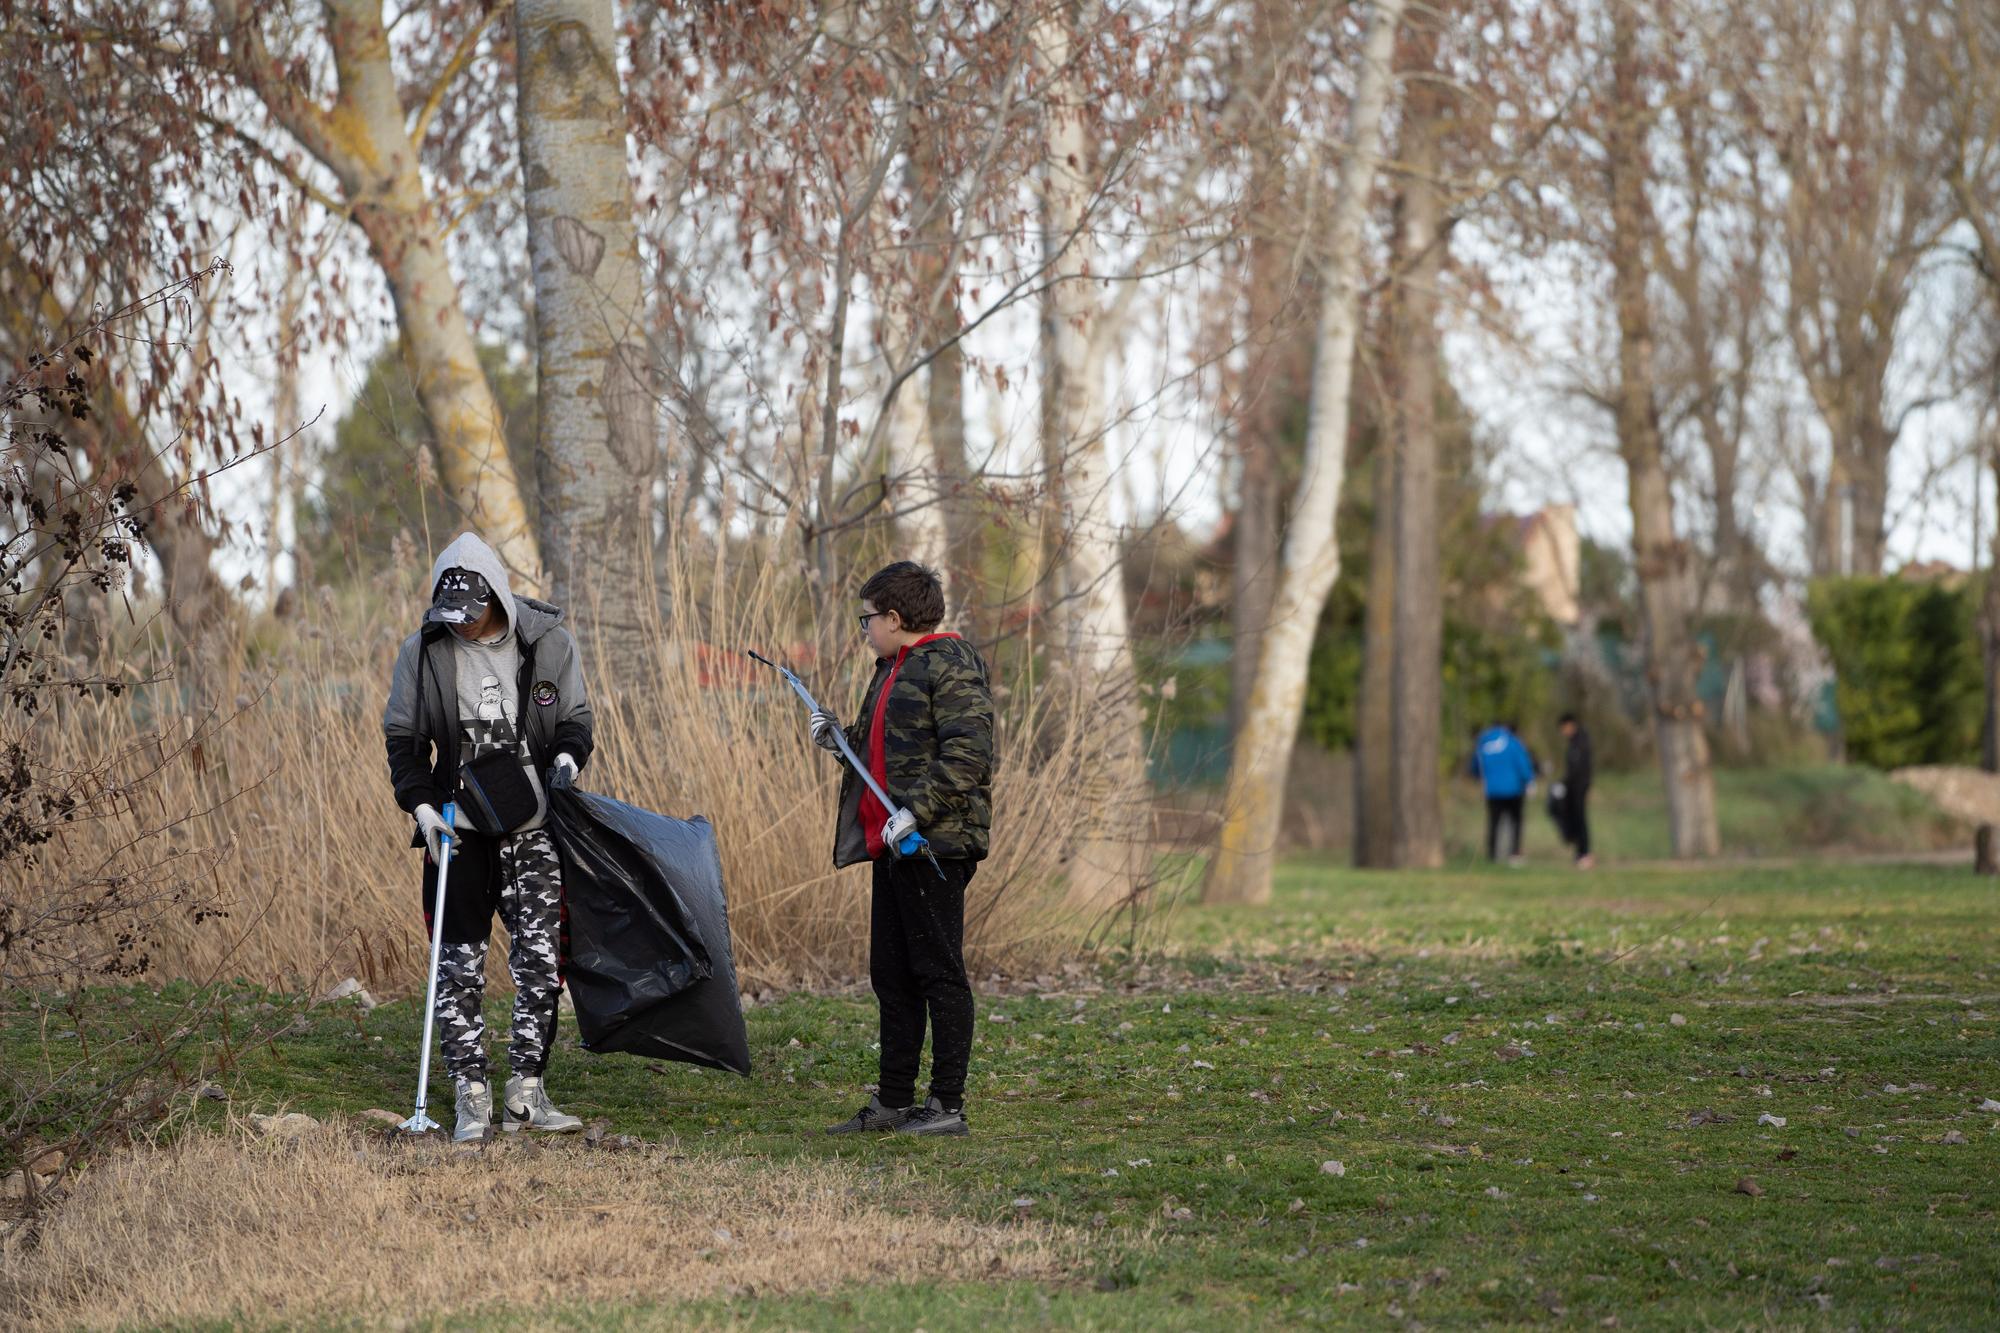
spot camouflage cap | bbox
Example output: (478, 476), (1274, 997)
(426, 567), (493, 626)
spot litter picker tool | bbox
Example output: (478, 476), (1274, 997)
(400, 801), (458, 1134)
(746, 648), (945, 878)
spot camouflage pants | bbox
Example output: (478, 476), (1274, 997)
(433, 825), (564, 1083)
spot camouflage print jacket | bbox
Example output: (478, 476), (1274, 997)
(832, 633), (995, 867)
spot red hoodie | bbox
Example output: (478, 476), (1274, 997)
(860, 632), (960, 858)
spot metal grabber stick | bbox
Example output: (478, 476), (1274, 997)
(746, 649), (945, 878)
(400, 801), (458, 1134)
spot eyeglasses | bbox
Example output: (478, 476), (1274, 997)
(857, 611), (892, 629)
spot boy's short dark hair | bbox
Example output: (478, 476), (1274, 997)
(1559, 712), (1579, 727)
(859, 560), (945, 632)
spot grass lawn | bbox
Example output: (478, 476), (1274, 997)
(5, 857), (1997, 1329)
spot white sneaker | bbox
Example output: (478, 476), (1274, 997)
(453, 1078), (493, 1143)
(501, 1075), (582, 1133)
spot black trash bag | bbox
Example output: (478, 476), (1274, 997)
(549, 787), (751, 1076)
(1546, 784), (1571, 845)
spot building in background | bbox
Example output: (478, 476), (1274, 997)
(1514, 504), (1581, 628)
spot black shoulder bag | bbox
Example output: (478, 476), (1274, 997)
(459, 749), (541, 835)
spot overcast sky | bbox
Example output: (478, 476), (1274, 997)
(206, 170), (1994, 606)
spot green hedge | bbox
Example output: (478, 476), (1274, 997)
(1806, 576), (1985, 769)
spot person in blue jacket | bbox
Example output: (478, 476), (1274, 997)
(1472, 720), (1537, 864)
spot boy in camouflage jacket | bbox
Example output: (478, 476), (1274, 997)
(811, 561), (993, 1137)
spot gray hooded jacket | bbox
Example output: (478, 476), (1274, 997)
(382, 533), (595, 833)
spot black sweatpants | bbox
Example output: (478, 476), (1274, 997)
(870, 854), (975, 1109)
(1565, 788), (1591, 858)
(1486, 796), (1525, 861)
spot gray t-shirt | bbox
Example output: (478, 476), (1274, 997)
(451, 624), (548, 832)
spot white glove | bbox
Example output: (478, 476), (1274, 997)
(548, 752), (579, 792)
(809, 708), (842, 753)
(1551, 782), (1567, 800)
(882, 806), (918, 853)
(414, 803), (453, 862)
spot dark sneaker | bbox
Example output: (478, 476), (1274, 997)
(894, 1096), (969, 1137)
(823, 1095), (911, 1135)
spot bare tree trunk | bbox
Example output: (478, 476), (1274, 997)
(223, 0), (542, 587)
(1206, 0), (1406, 906)
(1788, 422), (1832, 580)
(1038, 9), (1150, 910)
(1808, 423), (1887, 580)
(1851, 415), (1892, 577)
(1712, 462), (1745, 604)
(1230, 403), (1281, 742)
(1228, 0), (1301, 744)
(926, 333), (976, 610)
(1978, 440), (2000, 875)
(879, 294), (950, 577)
(909, 113), (982, 626)
(1388, 80), (1445, 870)
(267, 222), (303, 607)
(1355, 429), (1396, 867)
(516, 0), (658, 679)
(1609, 3), (1719, 860)
(1035, 201), (1070, 653)
(1035, 176), (1069, 651)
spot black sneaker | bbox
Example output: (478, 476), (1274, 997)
(894, 1095), (969, 1137)
(823, 1095), (910, 1135)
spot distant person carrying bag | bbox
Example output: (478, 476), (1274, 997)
(1550, 712), (1594, 869)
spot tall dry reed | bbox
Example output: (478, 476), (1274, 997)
(7, 544), (1115, 993)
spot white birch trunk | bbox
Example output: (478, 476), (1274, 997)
(1037, 11), (1150, 911)
(515, 0), (657, 680)
(1204, 0), (1406, 905)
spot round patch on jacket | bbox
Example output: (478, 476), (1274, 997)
(532, 680), (559, 707)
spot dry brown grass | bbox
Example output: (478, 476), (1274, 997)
(4, 543), (1120, 993)
(0, 1121), (1078, 1329)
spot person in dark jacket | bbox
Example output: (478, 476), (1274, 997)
(382, 532), (595, 1141)
(1553, 712), (1595, 868)
(808, 560), (994, 1138)
(1473, 720), (1537, 864)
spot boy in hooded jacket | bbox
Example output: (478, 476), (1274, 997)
(382, 532), (595, 1142)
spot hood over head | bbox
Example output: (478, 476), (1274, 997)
(426, 532), (520, 634)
